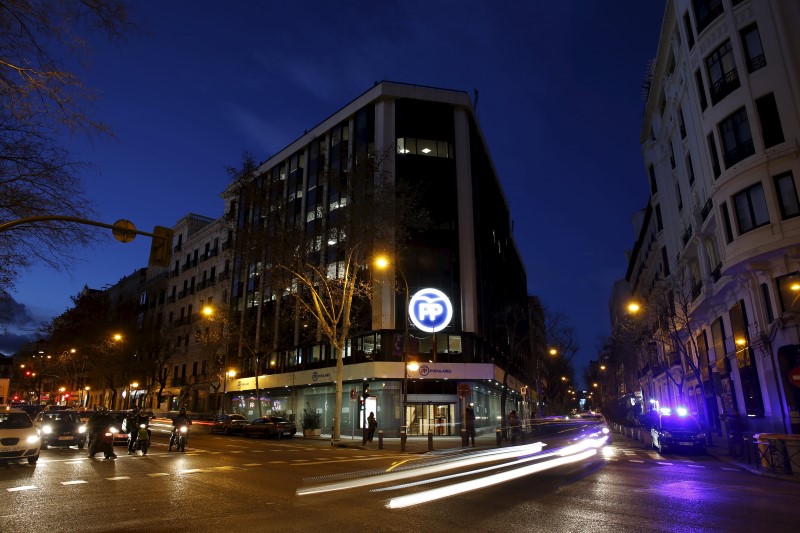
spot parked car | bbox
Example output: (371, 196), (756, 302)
(35, 410), (87, 449)
(242, 416), (297, 439)
(210, 413), (249, 435)
(651, 409), (707, 454)
(0, 407), (41, 465)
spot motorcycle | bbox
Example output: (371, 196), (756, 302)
(129, 423), (151, 455)
(168, 425), (189, 452)
(90, 425), (117, 459)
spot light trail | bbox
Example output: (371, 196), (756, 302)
(386, 448), (598, 509)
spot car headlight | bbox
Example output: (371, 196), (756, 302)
(26, 434), (40, 444)
(109, 426), (118, 434)
(78, 426), (87, 434)
(42, 425), (53, 434)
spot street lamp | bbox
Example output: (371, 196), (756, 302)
(221, 369), (237, 414)
(128, 381), (139, 410)
(374, 256), (410, 433)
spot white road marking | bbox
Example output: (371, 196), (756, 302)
(242, 463), (262, 467)
(147, 473), (170, 477)
(61, 480), (88, 485)
(107, 476), (131, 480)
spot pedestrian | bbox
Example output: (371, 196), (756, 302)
(367, 412), (377, 443)
(465, 405), (476, 446)
(509, 410), (521, 445)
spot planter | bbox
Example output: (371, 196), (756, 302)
(303, 428), (321, 439)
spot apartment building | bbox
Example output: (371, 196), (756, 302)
(619, 0), (800, 435)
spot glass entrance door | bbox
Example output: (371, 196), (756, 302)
(406, 403), (454, 436)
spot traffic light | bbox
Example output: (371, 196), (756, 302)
(362, 385), (370, 400)
(148, 225), (174, 268)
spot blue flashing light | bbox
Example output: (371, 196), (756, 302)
(659, 407), (672, 416)
(676, 407), (688, 417)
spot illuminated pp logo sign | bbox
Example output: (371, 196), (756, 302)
(409, 288), (453, 332)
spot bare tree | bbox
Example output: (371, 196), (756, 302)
(0, 1), (132, 307)
(635, 261), (715, 440)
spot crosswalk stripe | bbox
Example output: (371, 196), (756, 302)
(107, 476), (131, 481)
(61, 480), (88, 485)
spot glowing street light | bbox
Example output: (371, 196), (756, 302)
(627, 302), (641, 314)
(374, 255), (411, 436)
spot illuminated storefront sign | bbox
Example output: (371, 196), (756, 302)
(409, 288), (453, 332)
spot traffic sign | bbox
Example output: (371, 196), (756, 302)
(350, 388), (357, 400)
(789, 367), (800, 388)
(457, 383), (471, 398)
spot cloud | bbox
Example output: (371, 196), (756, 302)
(223, 102), (292, 156)
(0, 293), (43, 355)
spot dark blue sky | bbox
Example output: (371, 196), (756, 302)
(6, 1), (666, 379)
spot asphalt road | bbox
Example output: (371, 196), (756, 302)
(2, 429), (798, 532)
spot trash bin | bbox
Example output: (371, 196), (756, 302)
(753, 433), (772, 470)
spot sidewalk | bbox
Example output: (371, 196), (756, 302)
(288, 431), (503, 454)
(612, 427), (800, 484)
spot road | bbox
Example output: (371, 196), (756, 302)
(1, 428), (798, 532)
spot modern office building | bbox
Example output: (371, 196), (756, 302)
(220, 81), (533, 436)
(618, 0), (800, 435)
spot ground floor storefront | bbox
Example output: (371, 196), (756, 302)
(219, 361), (532, 438)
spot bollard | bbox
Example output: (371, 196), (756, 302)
(400, 427), (407, 452)
(428, 430), (433, 451)
(496, 428), (502, 447)
(461, 428), (468, 447)
(378, 430), (384, 450)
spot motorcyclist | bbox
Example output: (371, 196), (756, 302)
(126, 408), (149, 454)
(169, 407), (191, 451)
(87, 407), (116, 458)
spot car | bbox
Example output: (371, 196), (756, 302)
(105, 410), (133, 445)
(242, 416), (297, 439)
(0, 407), (41, 465)
(210, 413), (249, 435)
(577, 412), (612, 442)
(35, 410), (87, 449)
(651, 408), (707, 454)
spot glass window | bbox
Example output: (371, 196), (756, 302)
(719, 107), (755, 168)
(693, 0), (724, 33)
(733, 182), (769, 234)
(707, 132), (721, 179)
(776, 273), (800, 314)
(417, 139), (436, 156)
(774, 172), (800, 219)
(756, 93), (784, 148)
(741, 24), (766, 72)
(695, 70), (708, 111)
(683, 11), (695, 49)
(706, 40), (740, 104)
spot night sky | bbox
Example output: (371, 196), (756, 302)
(4, 1), (666, 383)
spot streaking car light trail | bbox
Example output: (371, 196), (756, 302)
(386, 448), (598, 509)
(297, 442), (547, 496)
(297, 432), (609, 508)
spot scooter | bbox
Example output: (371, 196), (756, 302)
(168, 425), (189, 452)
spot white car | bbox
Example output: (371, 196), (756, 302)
(0, 407), (41, 465)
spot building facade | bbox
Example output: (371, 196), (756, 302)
(618, 0), (800, 436)
(220, 81), (533, 436)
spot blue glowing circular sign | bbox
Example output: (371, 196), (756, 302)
(409, 288), (453, 332)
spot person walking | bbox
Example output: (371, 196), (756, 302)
(367, 412), (377, 443)
(465, 405), (476, 446)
